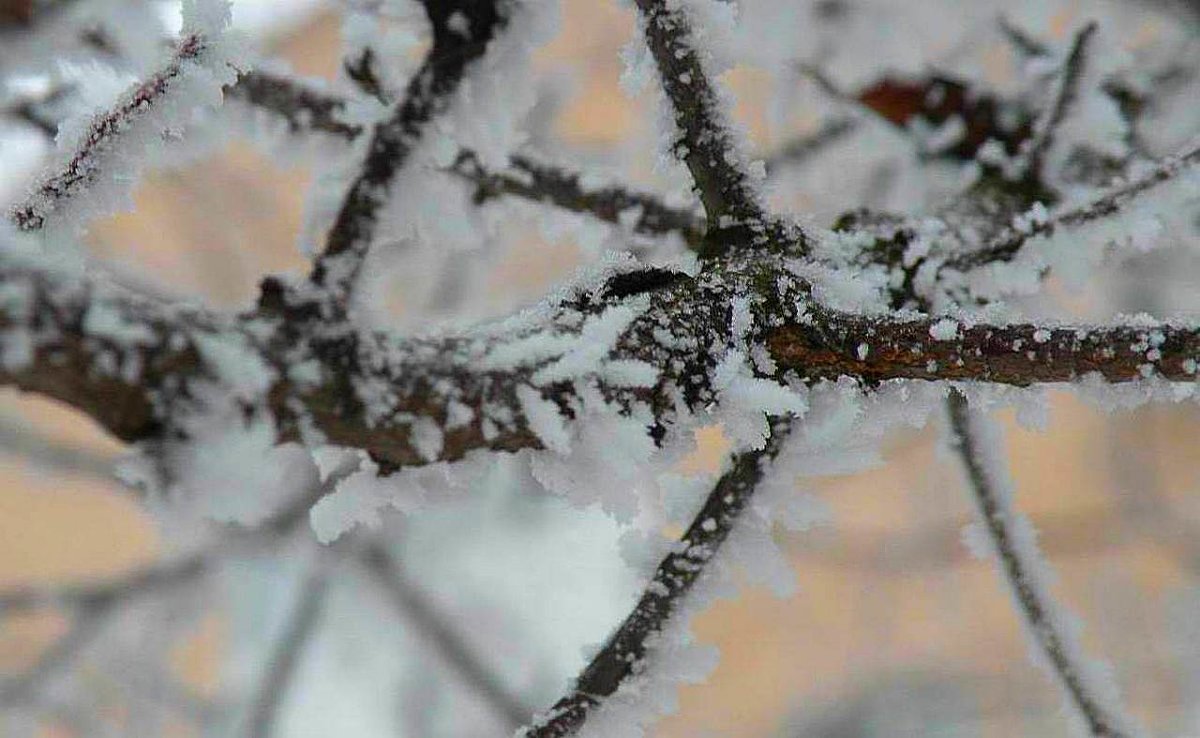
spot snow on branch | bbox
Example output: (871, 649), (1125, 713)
(946, 390), (1145, 738)
(632, 0), (807, 256)
(523, 418), (793, 737)
(5, 239), (1200, 485)
(958, 138), (1200, 269)
(8, 15), (240, 234)
(1021, 22), (1099, 177)
(308, 0), (509, 306)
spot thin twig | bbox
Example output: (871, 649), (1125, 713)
(8, 33), (208, 231)
(946, 389), (1142, 738)
(957, 138), (1200, 268)
(242, 559), (331, 738)
(1022, 22), (1098, 177)
(632, 0), (803, 256)
(762, 117), (857, 174)
(308, 0), (508, 305)
(523, 418), (792, 737)
(361, 542), (532, 729)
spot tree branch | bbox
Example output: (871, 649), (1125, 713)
(361, 542), (532, 730)
(308, 0), (508, 305)
(632, 0), (805, 256)
(242, 559), (331, 738)
(450, 151), (705, 249)
(946, 389), (1143, 738)
(1021, 22), (1098, 177)
(523, 417), (792, 737)
(956, 138), (1200, 269)
(7, 33), (210, 232)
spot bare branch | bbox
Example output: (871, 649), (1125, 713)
(946, 390), (1142, 738)
(308, 0), (509, 304)
(763, 117), (857, 174)
(242, 560), (331, 738)
(361, 543), (532, 729)
(523, 417), (792, 737)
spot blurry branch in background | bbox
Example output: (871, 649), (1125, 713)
(946, 391), (1143, 738)
(361, 543), (533, 730)
(242, 559), (332, 738)
(1020, 22), (1098, 177)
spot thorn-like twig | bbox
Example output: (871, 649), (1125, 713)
(1022, 22), (1099, 177)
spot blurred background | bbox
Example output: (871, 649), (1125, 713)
(2, 0), (1200, 736)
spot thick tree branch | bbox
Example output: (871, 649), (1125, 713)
(225, 71), (707, 249)
(6, 248), (1200, 475)
(946, 390), (1142, 738)
(523, 417), (792, 737)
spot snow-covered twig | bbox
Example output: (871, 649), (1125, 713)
(959, 138), (1200, 268)
(523, 417), (793, 737)
(450, 151), (705, 248)
(633, 0), (804, 256)
(8, 30), (231, 233)
(946, 389), (1144, 738)
(308, 0), (509, 306)
(1021, 22), (1099, 177)
(361, 543), (533, 730)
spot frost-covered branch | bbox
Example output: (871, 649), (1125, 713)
(523, 418), (792, 737)
(633, 0), (804, 256)
(308, 0), (508, 304)
(958, 138), (1200, 268)
(361, 543), (532, 729)
(7, 243), (1200, 477)
(451, 152), (705, 248)
(946, 390), (1143, 738)
(8, 29), (232, 232)
(1021, 22), (1098, 177)
(226, 71), (707, 248)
